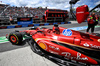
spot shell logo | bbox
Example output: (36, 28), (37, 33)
(98, 39), (100, 42)
(39, 42), (47, 50)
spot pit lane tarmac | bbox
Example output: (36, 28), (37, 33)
(0, 21), (100, 66)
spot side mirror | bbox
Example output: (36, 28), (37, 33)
(76, 5), (89, 24)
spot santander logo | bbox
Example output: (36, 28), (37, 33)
(83, 43), (90, 47)
(83, 43), (100, 49)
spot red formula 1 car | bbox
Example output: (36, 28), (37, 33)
(6, 24), (100, 66)
(6, 5), (100, 66)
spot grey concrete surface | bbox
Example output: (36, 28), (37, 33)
(0, 46), (58, 66)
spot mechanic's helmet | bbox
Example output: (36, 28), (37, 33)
(53, 24), (60, 34)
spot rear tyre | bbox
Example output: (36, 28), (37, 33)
(9, 32), (23, 45)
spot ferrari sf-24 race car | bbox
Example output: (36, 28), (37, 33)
(6, 5), (100, 66)
(6, 24), (100, 66)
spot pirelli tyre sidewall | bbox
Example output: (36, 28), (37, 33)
(9, 32), (23, 45)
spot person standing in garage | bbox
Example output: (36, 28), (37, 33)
(86, 12), (98, 35)
(9, 16), (13, 24)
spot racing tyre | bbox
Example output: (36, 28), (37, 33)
(9, 32), (23, 45)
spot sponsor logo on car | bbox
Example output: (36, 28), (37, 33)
(49, 50), (59, 54)
(83, 43), (100, 49)
(83, 43), (90, 47)
(90, 44), (100, 49)
(63, 29), (72, 36)
(98, 39), (100, 42)
(62, 52), (88, 60)
(39, 42), (47, 50)
(49, 45), (60, 51)
(77, 11), (84, 14)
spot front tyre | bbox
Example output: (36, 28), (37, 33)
(9, 32), (23, 45)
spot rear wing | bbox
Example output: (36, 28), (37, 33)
(76, 5), (89, 24)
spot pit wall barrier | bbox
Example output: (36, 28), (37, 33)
(0, 22), (71, 29)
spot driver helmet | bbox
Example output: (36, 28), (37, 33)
(53, 24), (60, 34)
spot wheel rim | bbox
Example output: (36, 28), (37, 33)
(10, 36), (17, 43)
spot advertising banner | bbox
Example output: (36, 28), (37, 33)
(7, 25), (15, 29)
(17, 17), (33, 25)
